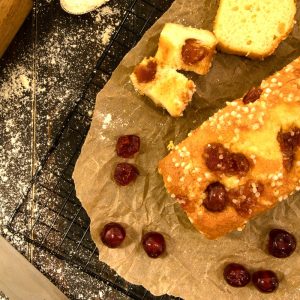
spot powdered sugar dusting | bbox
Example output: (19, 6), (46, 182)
(101, 25), (114, 44)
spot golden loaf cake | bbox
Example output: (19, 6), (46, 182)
(213, 0), (296, 59)
(158, 57), (300, 239)
(130, 57), (196, 117)
(155, 23), (217, 74)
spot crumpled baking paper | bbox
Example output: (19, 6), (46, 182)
(73, 0), (300, 299)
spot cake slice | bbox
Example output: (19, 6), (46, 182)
(155, 23), (217, 75)
(130, 57), (196, 117)
(213, 0), (296, 59)
(159, 57), (300, 239)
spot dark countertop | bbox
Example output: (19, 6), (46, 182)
(0, 0), (131, 298)
(0, 0), (174, 298)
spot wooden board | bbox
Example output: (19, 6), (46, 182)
(0, 237), (68, 300)
(0, 0), (33, 57)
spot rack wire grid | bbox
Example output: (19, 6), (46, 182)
(7, 0), (180, 299)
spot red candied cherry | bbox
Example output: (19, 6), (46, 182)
(203, 143), (231, 173)
(142, 232), (166, 258)
(252, 270), (279, 293)
(242, 87), (263, 104)
(116, 135), (140, 158)
(203, 182), (227, 212)
(277, 127), (300, 171)
(134, 60), (157, 84)
(114, 163), (139, 186)
(101, 222), (126, 248)
(223, 263), (251, 287)
(268, 229), (297, 258)
(181, 39), (208, 65)
(203, 143), (251, 176)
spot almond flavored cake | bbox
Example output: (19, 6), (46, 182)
(159, 57), (300, 239)
(213, 0), (296, 59)
(130, 57), (196, 117)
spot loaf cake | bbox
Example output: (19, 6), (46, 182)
(213, 0), (296, 59)
(155, 23), (217, 74)
(159, 57), (300, 239)
(130, 57), (196, 117)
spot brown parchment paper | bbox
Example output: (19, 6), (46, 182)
(73, 1), (300, 299)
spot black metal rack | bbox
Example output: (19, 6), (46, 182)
(7, 0), (178, 299)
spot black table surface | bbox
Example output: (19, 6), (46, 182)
(0, 0), (137, 298)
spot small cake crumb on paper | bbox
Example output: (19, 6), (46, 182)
(102, 113), (112, 129)
(94, 6), (120, 23)
(167, 140), (175, 150)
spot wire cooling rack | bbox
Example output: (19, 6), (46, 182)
(7, 0), (179, 299)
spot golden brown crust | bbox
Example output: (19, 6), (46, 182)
(159, 57), (300, 239)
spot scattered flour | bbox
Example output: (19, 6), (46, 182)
(0, 1), (128, 299)
(0, 62), (32, 235)
(0, 65), (31, 100)
(94, 5), (120, 23)
(94, 112), (112, 130)
(102, 113), (112, 128)
(101, 25), (114, 44)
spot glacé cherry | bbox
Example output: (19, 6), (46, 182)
(203, 182), (227, 212)
(101, 222), (126, 248)
(223, 263), (251, 287)
(242, 87), (263, 104)
(134, 60), (157, 83)
(252, 270), (279, 293)
(116, 135), (140, 158)
(182, 39), (208, 65)
(268, 229), (297, 258)
(142, 232), (166, 258)
(203, 143), (250, 176)
(114, 163), (139, 186)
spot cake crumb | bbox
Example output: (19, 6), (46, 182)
(167, 141), (175, 151)
(101, 25), (114, 45)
